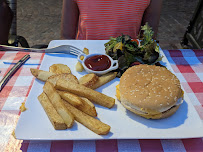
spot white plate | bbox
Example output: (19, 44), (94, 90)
(15, 40), (203, 140)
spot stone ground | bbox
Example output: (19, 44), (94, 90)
(17, 0), (199, 50)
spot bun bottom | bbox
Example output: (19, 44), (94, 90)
(122, 103), (180, 119)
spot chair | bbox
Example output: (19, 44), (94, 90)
(0, 0), (47, 48)
(0, 0), (13, 45)
(7, 0), (29, 47)
(181, 0), (203, 49)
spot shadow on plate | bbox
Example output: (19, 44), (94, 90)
(95, 104), (118, 112)
(69, 122), (78, 131)
(159, 61), (167, 67)
(36, 79), (45, 85)
(101, 131), (114, 138)
(45, 53), (77, 59)
(125, 100), (188, 129)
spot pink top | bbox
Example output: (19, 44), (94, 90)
(75, 0), (151, 40)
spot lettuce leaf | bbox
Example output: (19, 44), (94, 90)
(105, 23), (162, 77)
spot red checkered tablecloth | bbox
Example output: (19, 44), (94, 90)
(0, 50), (203, 152)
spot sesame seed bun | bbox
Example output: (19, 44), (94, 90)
(119, 64), (183, 119)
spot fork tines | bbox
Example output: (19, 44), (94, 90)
(70, 46), (83, 55)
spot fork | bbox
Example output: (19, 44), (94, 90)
(0, 44), (83, 56)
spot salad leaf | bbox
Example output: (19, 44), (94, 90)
(105, 23), (162, 77)
(140, 23), (154, 46)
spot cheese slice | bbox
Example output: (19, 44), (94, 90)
(116, 84), (120, 101)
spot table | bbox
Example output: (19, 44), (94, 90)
(0, 49), (203, 152)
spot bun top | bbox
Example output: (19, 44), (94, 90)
(119, 65), (182, 114)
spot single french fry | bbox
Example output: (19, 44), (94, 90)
(43, 82), (74, 128)
(79, 97), (97, 117)
(80, 97), (95, 108)
(62, 100), (110, 135)
(83, 48), (89, 55)
(57, 90), (82, 107)
(91, 72), (117, 89)
(75, 62), (84, 72)
(19, 102), (27, 112)
(56, 79), (115, 108)
(58, 90), (97, 117)
(30, 68), (54, 81)
(79, 73), (99, 88)
(75, 47), (89, 72)
(38, 92), (67, 130)
(49, 64), (71, 74)
(47, 73), (78, 87)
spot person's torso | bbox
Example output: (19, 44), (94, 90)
(76, 0), (150, 40)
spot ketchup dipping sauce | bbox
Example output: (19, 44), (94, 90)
(84, 55), (111, 71)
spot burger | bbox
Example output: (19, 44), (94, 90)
(116, 64), (184, 119)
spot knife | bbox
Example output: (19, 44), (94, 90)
(0, 54), (30, 92)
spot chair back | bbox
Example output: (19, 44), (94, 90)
(0, 0), (13, 45)
(7, 0), (17, 35)
(181, 0), (203, 49)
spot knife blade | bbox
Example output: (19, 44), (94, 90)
(0, 54), (30, 92)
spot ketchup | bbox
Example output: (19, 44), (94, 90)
(84, 55), (111, 71)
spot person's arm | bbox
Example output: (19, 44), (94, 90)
(0, 0), (13, 45)
(141, 0), (163, 39)
(61, 0), (79, 39)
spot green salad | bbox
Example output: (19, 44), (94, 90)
(105, 23), (162, 77)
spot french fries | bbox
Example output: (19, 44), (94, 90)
(49, 64), (71, 74)
(30, 68), (54, 81)
(79, 73), (99, 88)
(91, 72), (117, 89)
(43, 82), (74, 128)
(38, 92), (67, 130)
(47, 73), (78, 86)
(31, 54), (115, 135)
(62, 100), (110, 135)
(57, 90), (82, 107)
(56, 79), (115, 108)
